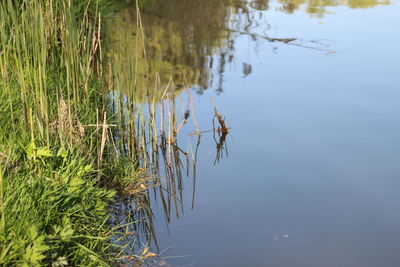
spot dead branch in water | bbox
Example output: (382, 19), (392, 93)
(211, 100), (229, 164)
(213, 106), (229, 135)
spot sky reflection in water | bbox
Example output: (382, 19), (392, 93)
(110, 0), (400, 266)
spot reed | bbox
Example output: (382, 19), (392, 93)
(0, 0), (212, 265)
(0, 0), (129, 265)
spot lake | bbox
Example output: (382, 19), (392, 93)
(110, 0), (400, 266)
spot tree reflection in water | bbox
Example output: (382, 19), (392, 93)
(107, 0), (389, 263)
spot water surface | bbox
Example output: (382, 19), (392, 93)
(111, 0), (400, 266)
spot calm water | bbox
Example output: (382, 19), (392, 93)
(111, 0), (400, 266)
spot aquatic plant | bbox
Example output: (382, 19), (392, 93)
(0, 0), (130, 265)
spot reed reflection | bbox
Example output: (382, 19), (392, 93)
(108, 0), (316, 97)
(107, 0), (390, 262)
(108, 0), (390, 99)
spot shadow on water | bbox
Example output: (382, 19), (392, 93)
(107, 0), (391, 265)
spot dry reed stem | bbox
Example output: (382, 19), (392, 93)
(99, 111), (108, 166)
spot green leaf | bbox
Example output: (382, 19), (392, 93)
(51, 256), (68, 267)
(22, 225), (49, 266)
(36, 147), (53, 158)
(56, 147), (68, 158)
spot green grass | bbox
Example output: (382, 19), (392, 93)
(0, 0), (137, 265)
(0, 0), (193, 265)
(0, 144), (117, 266)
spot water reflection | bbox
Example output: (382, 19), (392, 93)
(109, 0), (389, 99)
(107, 0), (394, 265)
(278, 0), (390, 16)
(109, 0), (329, 98)
(250, 0), (270, 10)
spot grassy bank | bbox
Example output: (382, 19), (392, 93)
(0, 0), (137, 265)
